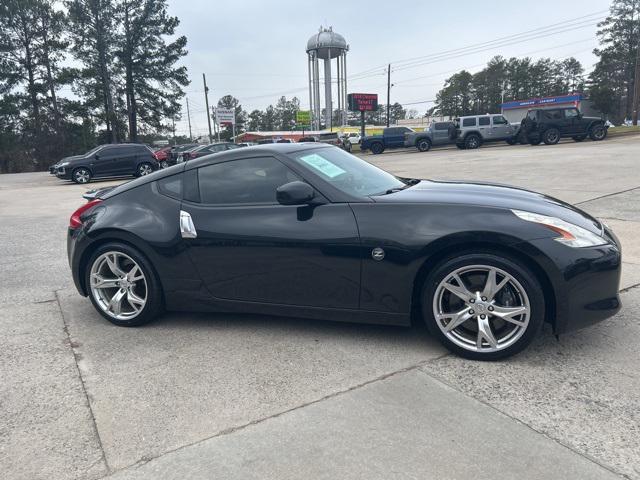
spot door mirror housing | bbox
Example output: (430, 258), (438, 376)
(276, 181), (316, 205)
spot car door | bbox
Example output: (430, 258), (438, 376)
(385, 128), (405, 148)
(432, 123), (451, 145)
(563, 108), (581, 134)
(112, 146), (136, 174)
(90, 145), (118, 176)
(180, 155), (361, 309)
(478, 116), (491, 139)
(490, 115), (512, 140)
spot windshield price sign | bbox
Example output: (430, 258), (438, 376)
(347, 93), (378, 112)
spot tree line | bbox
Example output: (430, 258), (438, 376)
(0, 0), (188, 173)
(432, 0), (639, 123)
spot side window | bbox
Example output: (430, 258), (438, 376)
(492, 115), (508, 125)
(462, 118), (476, 127)
(434, 123), (449, 130)
(564, 109), (579, 119)
(157, 174), (182, 199)
(543, 110), (562, 120)
(99, 146), (115, 157)
(198, 157), (300, 205)
(478, 117), (490, 126)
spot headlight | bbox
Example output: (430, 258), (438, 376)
(512, 209), (608, 248)
(58, 162), (69, 167)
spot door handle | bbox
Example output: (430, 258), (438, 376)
(180, 210), (197, 238)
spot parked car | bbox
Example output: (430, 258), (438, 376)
(177, 142), (240, 162)
(168, 143), (200, 165)
(404, 121), (456, 152)
(50, 144), (159, 184)
(346, 132), (361, 145)
(298, 136), (319, 142)
(360, 127), (415, 154)
(520, 107), (608, 145)
(154, 146), (172, 168)
(453, 114), (519, 149)
(257, 138), (295, 144)
(67, 144), (621, 360)
(236, 142), (256, 147)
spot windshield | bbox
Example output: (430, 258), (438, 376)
(288, 147), (406, 197)
(83, 145), (103, 156)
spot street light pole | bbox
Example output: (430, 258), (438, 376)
(386, 64), (391, 127)
(203, 73), (213, 143)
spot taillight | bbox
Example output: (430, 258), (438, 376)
(69, 199), (102, 229)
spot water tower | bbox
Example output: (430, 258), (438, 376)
(306, 26), (349, 131)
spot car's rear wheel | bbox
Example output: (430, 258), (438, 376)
(86, 243), (163, 327)
(159, 160), (169, 169)
(543, 128), (560, 145)
(572, 135), (586, 142)
(421, 253), (545, 360)
(464, 134), (481, 149)
(589, 124), (607, 141)
(417, 138), (431, 152)
(370, 142), (384, 155)
(72, 167), (92, 184)
(137, 162), (154, 177)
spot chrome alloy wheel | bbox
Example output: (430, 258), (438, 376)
(432, 265), (530, 353)
(89, 251), (147, 320)
(139, 163), (153, 176)
(74, 169), (90, 183)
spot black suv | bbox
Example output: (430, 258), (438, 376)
(521, 107), (608, 145)
(50, 144), (159, 184)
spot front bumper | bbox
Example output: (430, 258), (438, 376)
(524, 230), (622, 334)
(55, 166), (72, 180)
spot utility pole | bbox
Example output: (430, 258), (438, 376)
(186, 98), (193, 141)
(203, 73), (213, 143)
(386, 64), (391, 127)
(633, 28), (640, 125)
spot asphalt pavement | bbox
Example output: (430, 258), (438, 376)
(0, 135), (638, 479)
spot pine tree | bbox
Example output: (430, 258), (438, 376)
(116, 0), (189, 141)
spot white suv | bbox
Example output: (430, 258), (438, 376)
(454, 114), (519, 149)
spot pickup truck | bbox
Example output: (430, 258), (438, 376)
(404, 121), (456, 152)
(360, 127), (415, 154)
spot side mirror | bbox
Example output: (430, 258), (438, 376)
(276, 181), (315, 206)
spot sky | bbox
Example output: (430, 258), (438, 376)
(167, 0), (611, 138)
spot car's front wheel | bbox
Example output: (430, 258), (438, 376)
(72, 167), (92, 184)
(422, 253), (544, 360)
(86, 243), (163, 327)
(417, 138), (431, 152)
(159, 160), (169, 169)
(589, 124), (607, 141)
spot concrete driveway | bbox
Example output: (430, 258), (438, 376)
(1, 135), (638, 479)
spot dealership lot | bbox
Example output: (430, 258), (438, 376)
(1, 136), (639, 479)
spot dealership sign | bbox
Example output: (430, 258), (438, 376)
(501, 94), (582, 110)
(296, 110), (311, 125)
(215, 108), (235, 125)
(347, 93), (378, 112)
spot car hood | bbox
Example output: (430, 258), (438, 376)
(374, 179), (602, 234)
(59, 154), (88, 163)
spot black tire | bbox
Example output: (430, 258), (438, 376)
(589, 124), (607, 141)
(72, 167), (92, 184)
(416, 138), (432, 152)
(370, 142), (384, 155)
(456, 143), (466, 150)
(136, 162), (154, 177)
(505, 138), (516, 145)
(159, 160), (169, 169)
(529, 136), (542, 146)
(85, 242), (163, 327)
(464, 134), (481, 149)
(421, 252), (545, 360)
(572, 135), (586, 142)
(542, 128), (560, 145)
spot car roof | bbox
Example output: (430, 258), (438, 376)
(185, 142), (333, 170)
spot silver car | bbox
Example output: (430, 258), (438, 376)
(454, 114), (519, 149)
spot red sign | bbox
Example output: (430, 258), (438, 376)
(348, 93), (378, 112)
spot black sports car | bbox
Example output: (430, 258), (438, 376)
(67, 144), (621, 360)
